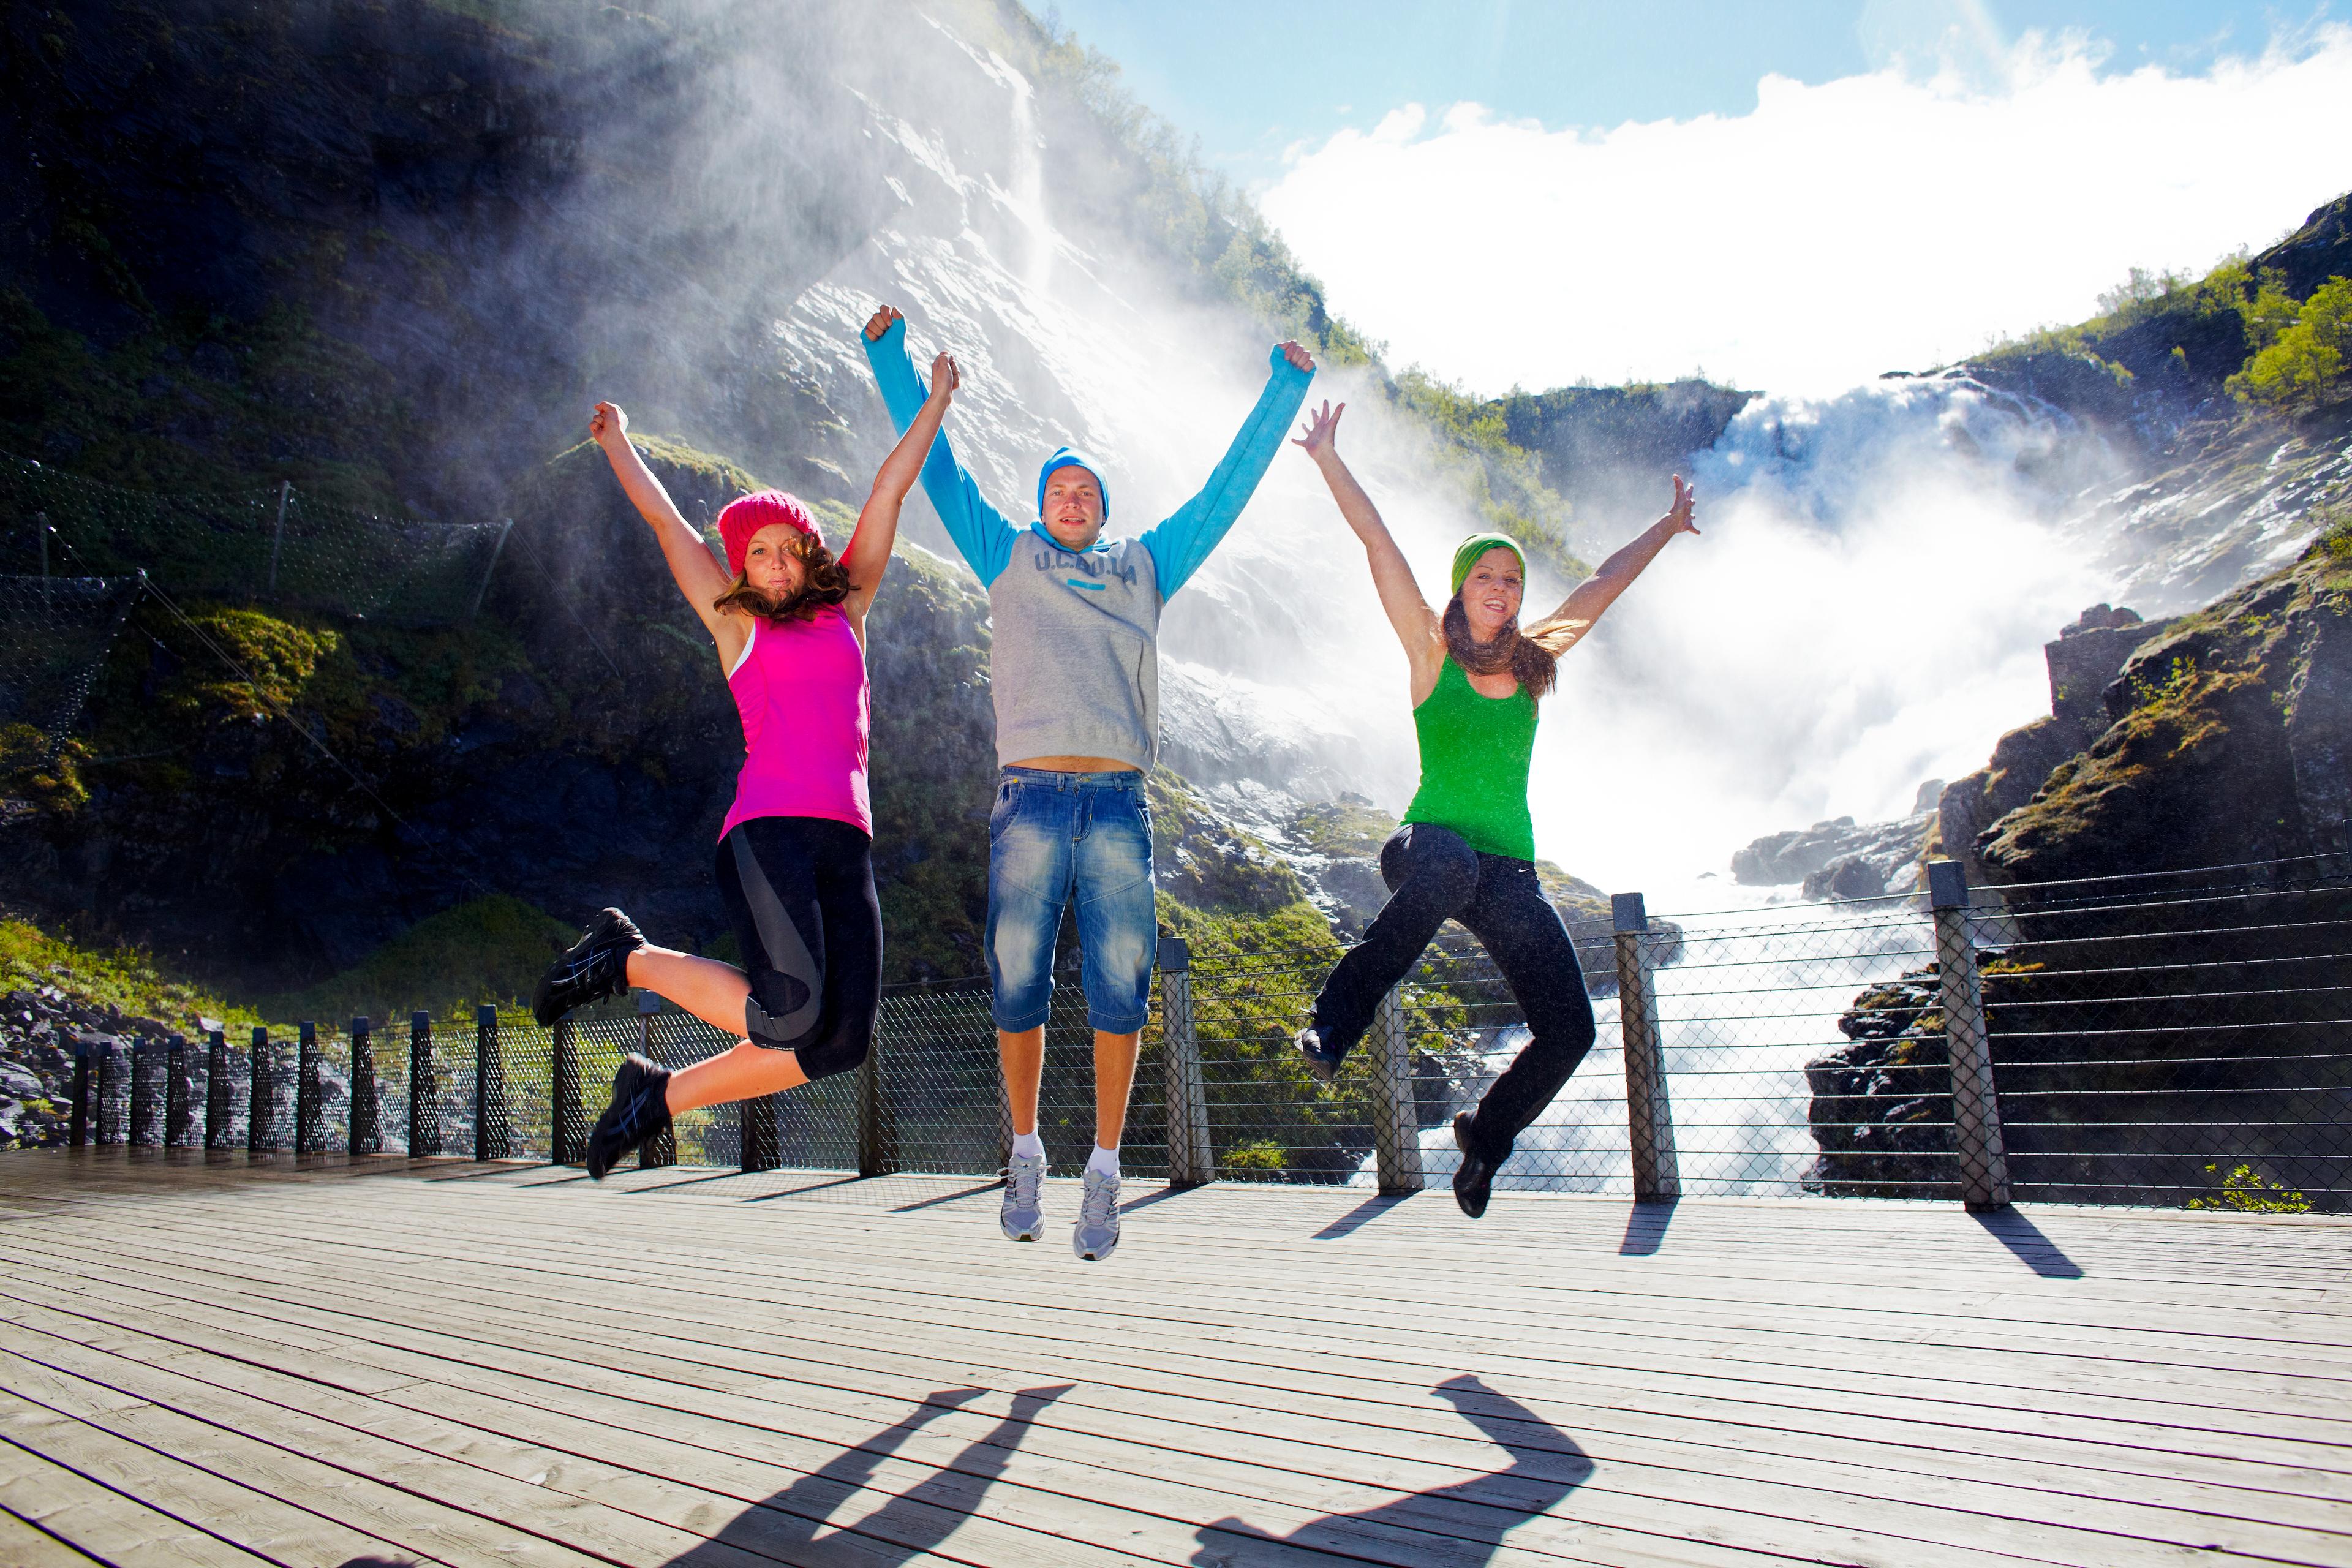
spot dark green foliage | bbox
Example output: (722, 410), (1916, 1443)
(2230, 276), (2352, 413)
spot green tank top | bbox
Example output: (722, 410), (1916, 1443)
(1401, 657), (1539, 861)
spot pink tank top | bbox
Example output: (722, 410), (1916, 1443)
(720, 605), (871, 840)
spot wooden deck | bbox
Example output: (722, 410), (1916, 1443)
(0, 1153), (2345, 1568)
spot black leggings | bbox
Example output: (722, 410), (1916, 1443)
(714, 816), (882, 1082)
(1311, 823), (1597, 1163)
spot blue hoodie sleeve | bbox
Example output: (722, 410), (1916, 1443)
(861, 318), (1020, 587)
(1137, 347), (1315, 600)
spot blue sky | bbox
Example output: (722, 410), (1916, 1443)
(1038, 2), (2352, 393)
(1042, 2), (2335, 180)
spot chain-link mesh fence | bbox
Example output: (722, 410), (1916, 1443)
(1972, 861), (2352, 1210)
(66, 856), (2352, 1213)
(4, 457), (509, 630)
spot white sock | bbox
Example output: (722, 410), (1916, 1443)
(1085, 1144), (1120, 1180)
(1012, 1131), (1044, 1161)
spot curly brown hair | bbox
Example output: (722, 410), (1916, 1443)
(712, 528), (854, 623)
(1441, 594), (1586, 703)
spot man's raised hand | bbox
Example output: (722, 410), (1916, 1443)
(1278, 339), (1316, 373)
(864, 304), (905, 342)
(590, 401), (629, 450)
(1291, 399), (1344, 459)
(927, 350), (960, 402)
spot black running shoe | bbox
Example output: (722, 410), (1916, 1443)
(1295, 1025), (1346, 1084)
(532, 907), (646, 1025)
(585, 1054), (672, 1180)
(1452, 1111), (1499, 1219)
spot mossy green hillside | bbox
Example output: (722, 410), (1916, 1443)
(1, 914), (262, 1035)
(259, 894), (577, 1026)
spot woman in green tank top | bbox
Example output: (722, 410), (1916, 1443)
(1289, 399), (1698, 1216)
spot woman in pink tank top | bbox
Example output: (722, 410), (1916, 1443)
(532, 343), (962, 1179)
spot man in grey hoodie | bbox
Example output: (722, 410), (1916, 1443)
(864, 304), (1314, 1258)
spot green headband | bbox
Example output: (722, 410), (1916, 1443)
(1450, 533), (1526, 595)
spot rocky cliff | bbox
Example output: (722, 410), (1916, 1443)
(1980, 527), (2352, 883)
(1, 0), (1649, 1020)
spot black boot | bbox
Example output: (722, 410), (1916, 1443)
(532, 908), (646, 1025)
(1294, 1024), (1346, 1084)
(1452, 1111), (1501, 1219)
(584, 1054), (673, 1180)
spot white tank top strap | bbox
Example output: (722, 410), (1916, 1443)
(727, 617), (759, 680)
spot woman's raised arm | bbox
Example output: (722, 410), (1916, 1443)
(1529, 475), (1698, 652)
(590, 401), (734, 645)
(1294, 401), (1444, 687)
(838, 350), (959, 635)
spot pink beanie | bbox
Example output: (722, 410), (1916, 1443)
(715, 491), (820, 576)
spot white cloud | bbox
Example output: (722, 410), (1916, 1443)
(1259, 27), (2352, 396)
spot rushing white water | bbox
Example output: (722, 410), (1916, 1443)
(1530, 377), (2127, 895)
(777, 24), (2176, 905)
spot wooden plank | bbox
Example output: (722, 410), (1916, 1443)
(6, 1155), (2352, 1568)
(13, 1208), (2349, 1525)
(0, 1311), (1159, 1568)
(0, 1503), (109, 1566)
(0, 1384), (418, 1567)
(18, 1213), (2352, 1476)
(0, 1412), (273, 1567)
(96, 1189), (2352, 1377)
(0, 1294), (2041, 1568)
(24, 1222), (2348, 1545)
(0, 1241), (2323, 1568)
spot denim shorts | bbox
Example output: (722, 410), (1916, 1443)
(985, 766), (1156, 1033)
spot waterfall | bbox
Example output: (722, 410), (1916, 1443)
(1007, 74), (1051, 300)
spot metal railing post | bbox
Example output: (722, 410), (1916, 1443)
(69, 1043), (89, 1148)
(474, 1006), (508, 1161)
(96, 1044), (122, 1145)
(550, 1018), (578, 1165)
(854, 1050), (893, 1179)
(1613, 892), (1681, 1202)
(164, 1033), (190, 1148)
(742, 1094), (782, 1172)
(129, 1039), (158, 1148)
(267, 479), (289, 594)
(1370, 985), (1425, 1194)
(409, 1011), (438, 1156)
(349, 1016), (380, 1156)
(638, 992), (675, 1170)
(296, 1021), (320, 1154)
(1930, 860), (2011, 1211)
(248, 1027), (274, 1153)
(1158, 937), (1212, 1185)
(205, 1028), (230, 1150)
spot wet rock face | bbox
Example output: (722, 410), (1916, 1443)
(1732, 780), (1942, 900)
(0, 986), (80, 1150)
(1939, 717), (2083, 891)
(1980, 542), (2352, 884)
(2047, 606), (2176, 745)
(1806, 965), (1956, 1198)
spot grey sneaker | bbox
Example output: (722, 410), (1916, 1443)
(1000, 1150), (1046, 1242)
(1072, 1166), (1122, 1261)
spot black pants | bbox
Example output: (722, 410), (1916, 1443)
(1311, 823), (1597, 1163)
(714, 816), (882, 1082)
